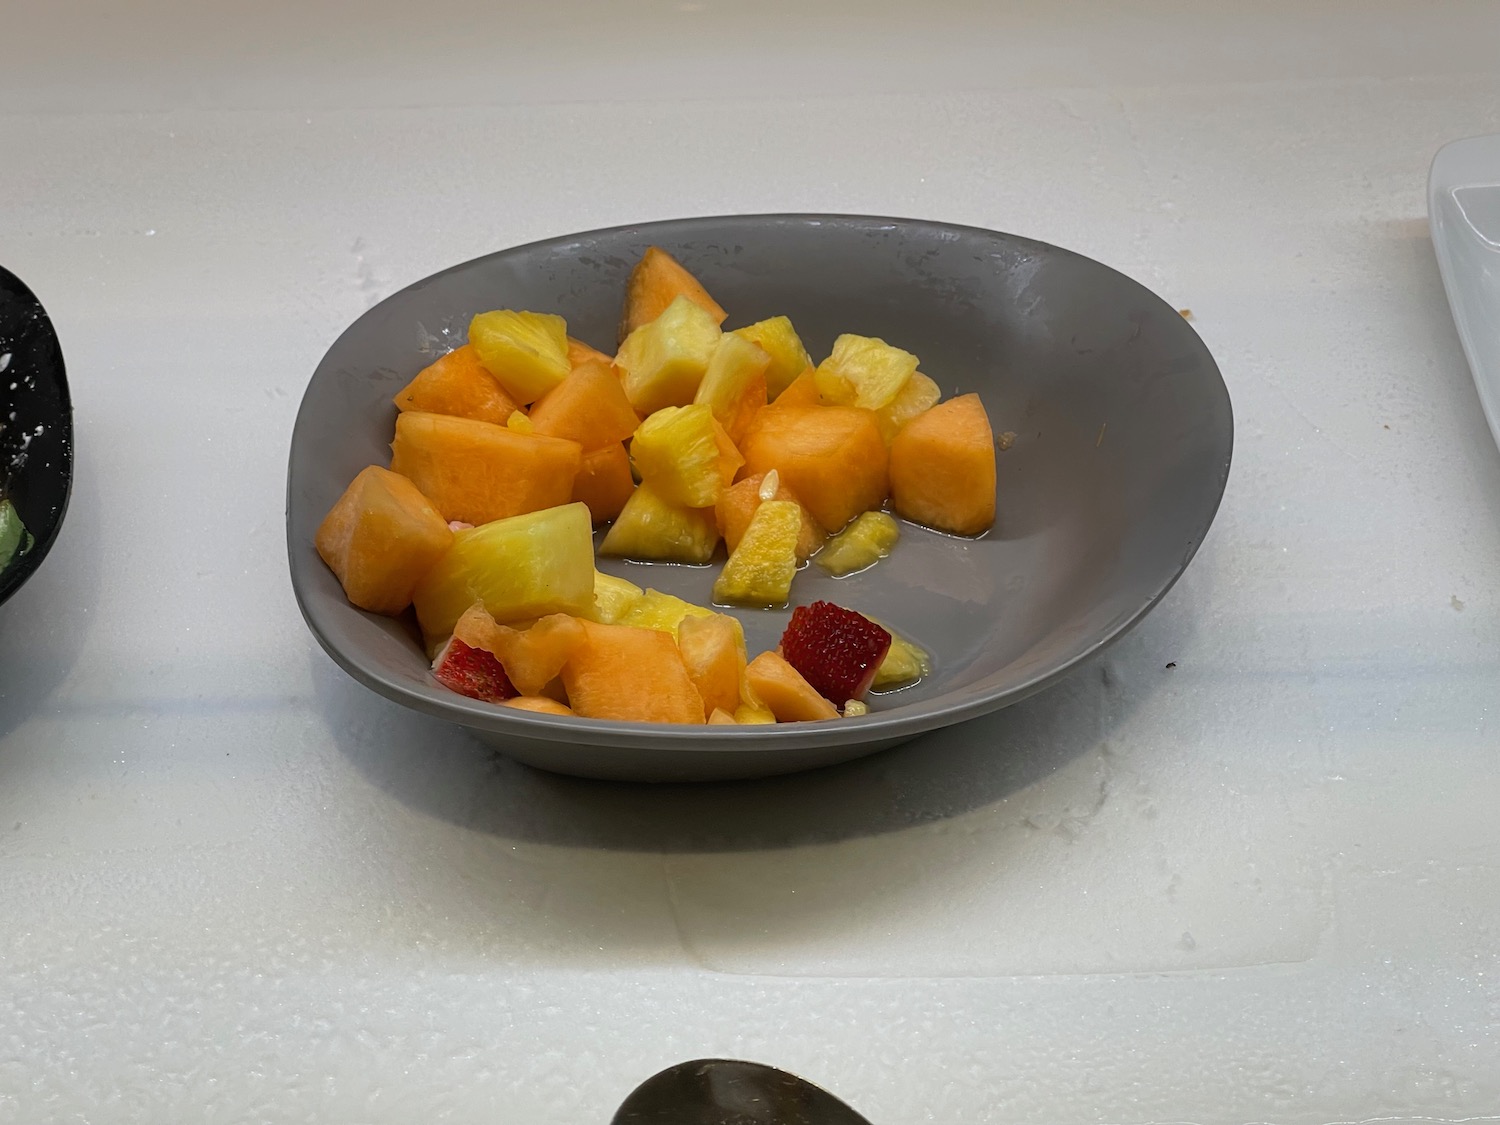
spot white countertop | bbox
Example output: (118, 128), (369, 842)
(3, 2), (1499, 1121)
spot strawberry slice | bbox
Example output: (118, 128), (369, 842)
(779, 600), (893, 708)
(431, 635), (517, 703)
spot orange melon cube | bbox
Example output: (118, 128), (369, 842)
(561, 620), (706, 724)
(567, 337), (614, 369)
(676, 613), (747, 718)
(714, 472), (823, 561)
(744, 651), (839, 723)
(529, 358), (641, 451)
(486, 613), (588, 696)
(392, 344), (522, 426)
(571, 442), (636, 524)
(390, 411), (581, 526)
(315, 465), (453, 615)
(889, 393), (997, 535)
(740, 405), (889, 533)
(619, 246), (728, 344)
(769, 366), (822, 409)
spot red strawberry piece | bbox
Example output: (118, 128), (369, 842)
(431, 636), (517, 703)
(779, 600), (893, 707)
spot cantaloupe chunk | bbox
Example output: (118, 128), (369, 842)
(529, 358), (641, 450)
(768, 366), (821, 409)
(598, 484), (721, 564)
(732, 316), (812, 401)
(889, 393), (996, 535)
(562, 620), (706, 724)
(694, 333), (770, 445)
(412, 502), (596, 637)
(315, 465), (453, 615)
(618, 246), (728, 344)
(714, 472), (823, 561)
(567, 337), (614, 369)
(486, 613), (588, 696)
(390, 411), (581, 526)
(676, 613), (747, 718)
(392, 344), (522, 426)
(571, 442), (635, 524)
(740, 405), (889, 533)
(744, 651), (839, 722)
(503, 696), (575, 716)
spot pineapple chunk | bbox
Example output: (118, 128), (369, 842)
(733, 703), (777, 724)
(412, 502), (596, 638)
(733, 316), (813, 401)
(814, 333), (918, 410)
(816, 511), (901, 576)
(694, 332), (770, 443)
(599, 483), (721, 564)
(615, 295), (722, 415)
(631, 404), (743, 509)
(468, 309), (571, 404)
(506, 410), (533, 433)
(875, 372), (941, 444)
(871, 626), (932, 688)
(587, 570), (645, 624)
(620, 588), (717, 638)
(712, 499), (801, 607)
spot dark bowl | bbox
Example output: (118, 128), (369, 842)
(287, 215), (1232, 782)
(0, 266), (73, 607)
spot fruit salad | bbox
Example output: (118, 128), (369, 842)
(315, 246), (994, 725)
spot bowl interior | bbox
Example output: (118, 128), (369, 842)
(287, 215), (1230, 768)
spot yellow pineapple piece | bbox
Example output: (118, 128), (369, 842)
(875, 371), (942, 444)
(871, 625), (931, 689)
(694, 332), (770, 443)
(506, 410), (533, 434)
(468, 309), (571, 404)
(599, 483), (721, 563)
(619, 588), (717, 638)
(816, 510), (901, 576)
(631, 404), (743, 509)
(412, 502), (596, 637)
(708, 708), (738, 725)
(842, 699), (870, 718)
(733, 316), (812, 400)
(615, 295), (722, 415)
(712, 499), (801, 607)
(587, 570), (645, 624)
(814, 333), (918, 410)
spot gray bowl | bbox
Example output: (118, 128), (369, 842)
(286, 215), (1231, 782)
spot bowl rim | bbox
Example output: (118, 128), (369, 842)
(287, 212), (1233, 754)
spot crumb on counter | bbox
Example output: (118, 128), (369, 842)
(1178, 308), (1194, 320)
(997, 431), (1017, 451)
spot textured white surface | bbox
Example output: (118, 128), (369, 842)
(3, 2), (1500, 1122)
